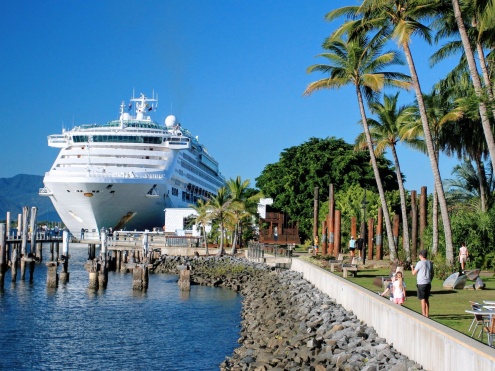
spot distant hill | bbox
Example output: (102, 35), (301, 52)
(0, 174), (60, 222)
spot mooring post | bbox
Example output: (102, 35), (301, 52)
(46, 261), (58, 288)
(28, 207), (38, 282)
(11, 241), (18, 282)
(59, 230), (70, 283)
(20, 207), (29, 280)
(98, 229), (108, 289)
(178, 264), (191, 291)
(0, 224), (7, 289)
(131, 264), (148, 291)
(6, 212), (11, 240)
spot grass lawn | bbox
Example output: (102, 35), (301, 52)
(312, 259), (495, 339)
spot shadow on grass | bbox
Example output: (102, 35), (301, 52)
(431, 313), (472, 321)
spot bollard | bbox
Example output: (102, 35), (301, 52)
(0, 224), (7, 289)
(98, 229), (108, 289)
(46, 262), (58, 288)
(178, 265), (191, 291)
(59, 230), (70, 283)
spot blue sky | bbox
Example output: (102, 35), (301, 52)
(1, 0), (460, 194)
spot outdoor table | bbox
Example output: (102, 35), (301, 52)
(483, 306), (495, 310)
(465, 310), (495, 346)
(483, 300), (495, 305)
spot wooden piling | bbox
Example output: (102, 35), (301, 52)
(98, 230), (108, 289)
(0, 224), (7, 289)
(313, 187), (319, 250)
(46, 262), (58, 288)
(411, 190), (418, 261)
(419, 186), (427, 251)
(59, 230), (70, 283)
(20, 207), (29, 280)
(350, 216), (357, 240)
(328, 184), (335, 256)
(376, 207), (383, 260)
(11, 240), (18, 282)
(178, 265), (191, 291)
(333, 210), (341, 257)
(6, 212), (10, 240)
(132, 264), (148, 291)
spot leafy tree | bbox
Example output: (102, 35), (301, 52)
(255, 137), (399, 241)
(304, 27), (410, 259)
(208, 187), (234, 256)
(329, 0), (455, 263)
(189, 199), (211, 255)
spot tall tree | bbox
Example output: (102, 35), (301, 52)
(208, 187), (233, 256)
(226, 176), (251, 255)
(304, 31), (411, 260)
(450, 0), (495, 172)
(327, 0), (455, 263)
(189, 199), (211, 255)
(256, 137), (399, 241)
(355, 92), (415, 261)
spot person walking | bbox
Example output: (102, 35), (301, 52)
(411, 250), (434, 317)
(356, 234), (365, 262)
(349, 236), (356, 257)
(459, 243), (469, 273)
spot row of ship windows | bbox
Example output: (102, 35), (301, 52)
(171, 186), (210, 203)
(72, 135), (188, 144)
(180, 160), (223, 189)
(73, 135), (163, 144)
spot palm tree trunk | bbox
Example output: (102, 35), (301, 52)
(356, 86), (396, 260)
(432, 150), (439, 255)
(203, 227), (209, 255)
(432, 186), (439, 255)
(474, 154), (488, 212)
(451, 0), (495, 170)
(231, 224), (238, 255)
(390, 145), (411, 261)
(402, 42), (454, 263)
(217, 222), (225, 256)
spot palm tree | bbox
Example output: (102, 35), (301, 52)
(329, 0), (455, 263)
(450, 0), (495, 171)
(355, 92), (415, 261)
(401, 88), (464, 254)
(226, 176), (251, 255)
(208, 187), (232, 256)
(304, 31), (411, 260)
(189, 199), (211, 255)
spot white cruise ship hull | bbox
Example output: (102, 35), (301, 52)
(40, 92), (225, 240)
(44, 176), (172, 238)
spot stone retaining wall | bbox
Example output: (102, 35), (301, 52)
(155, 255), (423, 370)
(291, 258), (495, 371)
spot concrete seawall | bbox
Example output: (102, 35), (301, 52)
(291, 258), (495, 371)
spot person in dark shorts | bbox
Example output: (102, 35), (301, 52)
(411, 250), (434, 317)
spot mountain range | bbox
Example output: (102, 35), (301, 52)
(0, 174), (60, 222)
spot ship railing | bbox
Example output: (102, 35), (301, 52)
(43, 171), (164, 179)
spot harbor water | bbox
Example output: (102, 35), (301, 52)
(0, 245), (243, 370)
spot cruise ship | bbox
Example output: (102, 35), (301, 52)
(40, 92), (225, 239)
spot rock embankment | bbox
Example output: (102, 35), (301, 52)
(154, 255), (423, 370)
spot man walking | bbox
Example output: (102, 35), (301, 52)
(411, 250), (434, 317)
(356, 234), (365, 263)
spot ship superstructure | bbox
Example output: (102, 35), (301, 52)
(40, 92), (224, 239)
